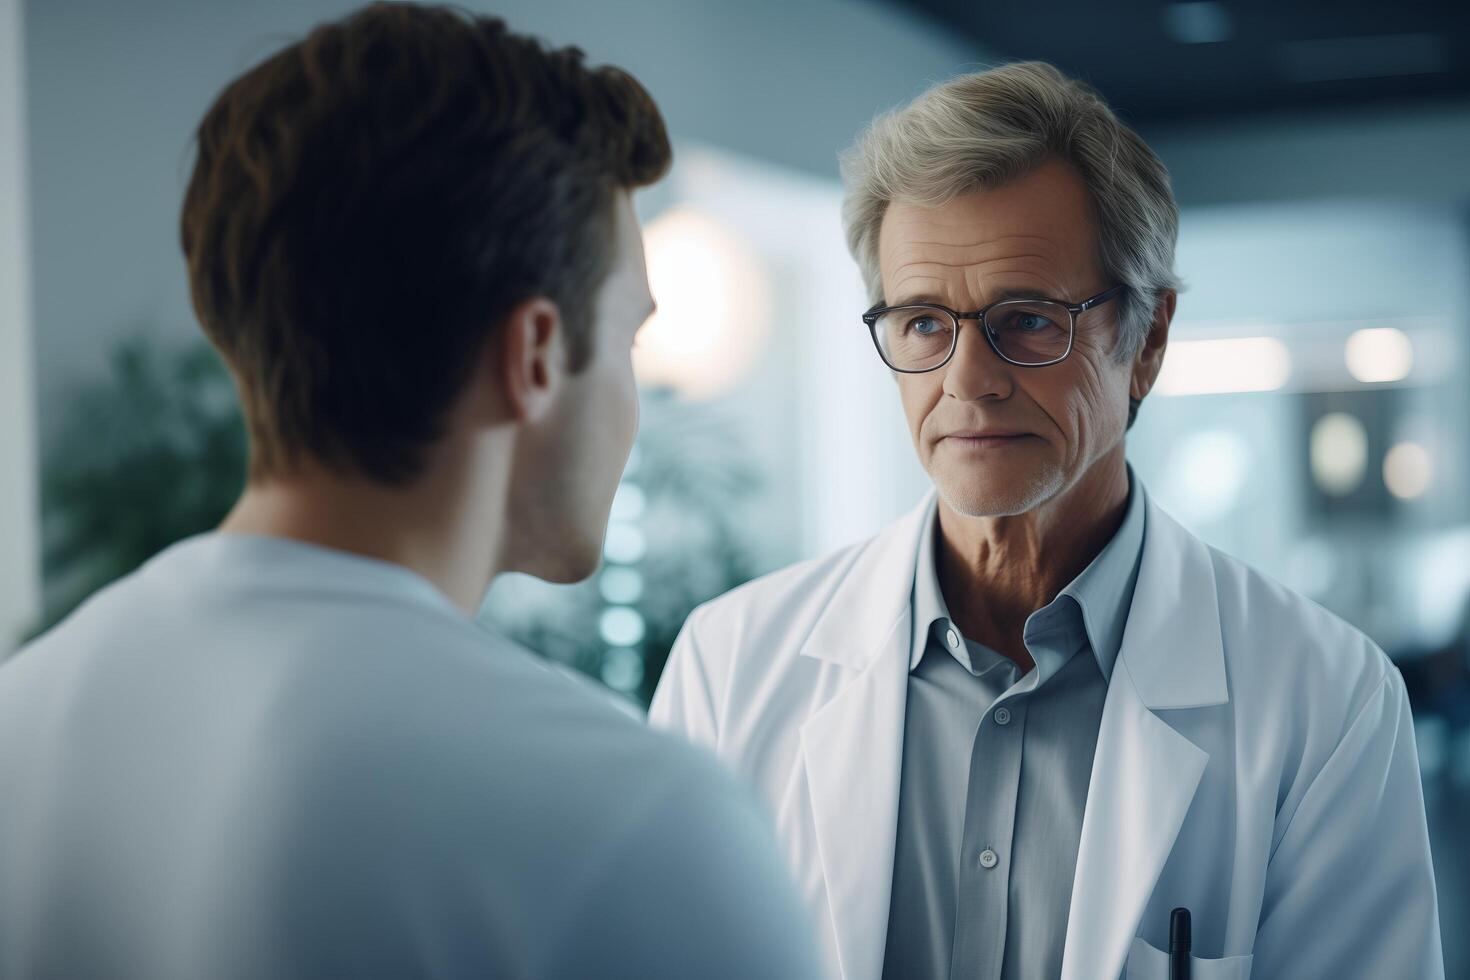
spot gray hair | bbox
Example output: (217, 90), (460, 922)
(840, 61), (1182, 360)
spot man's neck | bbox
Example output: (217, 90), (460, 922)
(219, 452), (507, 616)
(935, 451), (1130, 669)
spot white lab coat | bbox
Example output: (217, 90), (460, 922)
(650, 489), (1444, 980)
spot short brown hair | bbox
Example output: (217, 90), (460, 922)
(181, 3), (671, 483)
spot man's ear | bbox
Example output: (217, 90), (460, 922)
(1130, 289), (1176, 407)
(495, 296), (566, 424)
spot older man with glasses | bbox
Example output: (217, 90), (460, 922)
(652, 62), (1443, 980)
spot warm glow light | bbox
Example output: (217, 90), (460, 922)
(1344, 327), (1413, 384)
(1309, 412), (1368, 497)
(1155, 337), (1291, 396)
(635, 208), (770, 400)
(1384, 441), (1433, 500)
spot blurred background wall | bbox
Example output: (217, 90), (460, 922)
(20, 0), (985, 445)
(7, 0), (1470, 972)
(0, 0), (40, 655)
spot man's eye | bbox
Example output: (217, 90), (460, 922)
(910, 317), (942, 335)
(1003, 311), (1057, 332)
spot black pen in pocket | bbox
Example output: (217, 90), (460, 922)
(1170, 907), (1192, 980)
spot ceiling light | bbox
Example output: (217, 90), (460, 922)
(1344, 327), (1413, 384)
(1155, 337), (1291, 396)
(1162, 2), (1234, 45)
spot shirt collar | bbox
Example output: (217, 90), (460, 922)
(143, 531), (465, 618)
(1061, 470), (1146, 679)
(910, 505), (953, 671)
(908, 468), (1147, 681)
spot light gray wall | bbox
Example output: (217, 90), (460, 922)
(23, 0), (989, 442)
(1, 0), (40, 651)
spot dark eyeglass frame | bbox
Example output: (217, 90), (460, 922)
(861, 284), (1127, 372)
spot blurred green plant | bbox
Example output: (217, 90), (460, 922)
(35, 335), (247, 636)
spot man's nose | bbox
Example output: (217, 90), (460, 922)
(941, 319), (1014, 402)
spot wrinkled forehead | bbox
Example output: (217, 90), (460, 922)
(876, 161), (1101, 305)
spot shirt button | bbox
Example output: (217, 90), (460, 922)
(979, 848), (999, 869)
(945, 627), (960, 650)
(994, 706), (1012, 725)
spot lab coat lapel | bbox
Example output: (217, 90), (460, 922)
(798, 495), (932, 980)
(1060, 495), (1229, 980)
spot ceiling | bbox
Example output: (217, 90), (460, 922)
(888, 0), (1470, 125)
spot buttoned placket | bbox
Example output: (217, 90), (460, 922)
(949, 687), (1029, 980)
(884, 479), (1145, 980)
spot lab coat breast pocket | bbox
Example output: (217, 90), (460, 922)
(1124, 935), (1253, 979)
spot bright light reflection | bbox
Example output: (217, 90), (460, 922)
(1384, 441), (1433, 500)
(1155, 337), (1291, 396)
(1309, 412), (1368, 497)
(598, 607), (647, 647)
(635, 208), (770, 400)
(610, 483), (647, 523)
(599, 567), (645, 605)
(1344, 327), (1413, 384)
(1168, 429), (1249, 523)
(603, 523), (647, 564)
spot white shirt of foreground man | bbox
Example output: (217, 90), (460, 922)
(651, 62), (1443, 980)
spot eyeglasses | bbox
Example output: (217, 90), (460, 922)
(861, 284), (1126, 372)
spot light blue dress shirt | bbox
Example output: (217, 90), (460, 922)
(882, 473), (1147, 980)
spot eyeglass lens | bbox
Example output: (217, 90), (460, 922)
(872, 300), (1072, 370)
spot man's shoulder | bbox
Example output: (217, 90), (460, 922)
(286, 616), (685, 787)
(8, 557), (696, 827)
(1201, 537), (1397, 722)
(686, 525), (891, 646)
(270, 637), (799, 976)
(2, 558), (814, 976)
(289, 656), (763, 911)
